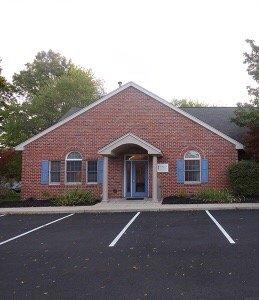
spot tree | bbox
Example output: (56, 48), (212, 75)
(171, 98), (208, 107)
(0, 61), (21, 181)
(0, 50), (104, 147)
(0, 59), (7, 113)
(0, 58), (14, 105)
(0, 101), (35, 147)
(233, 39), (259, 161)
(0, 59), (16, 135)
(0, 148), (21, 181)
(27, 66), (104, 131)
(13, 50), (72, 97)
(0, 59), (6, 90)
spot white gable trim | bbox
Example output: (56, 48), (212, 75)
(15, 83), (133, 151)
(15, 81), (244, 150)
(128, 83), (244, 149)
(98, 133), (162, 156)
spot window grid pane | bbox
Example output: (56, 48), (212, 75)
(87, 160), (98, 183)
(67, 152), (82, 160)
(50, 161), (61, 183)
(185, 160), (200, 171)
(185, 160), (200, 182)
(67, 161), (82, 172)
(185, 151), (200, 159)
(50, 172), (60, 183)
(66, 161), (82, 183)
(185, 171), (200, 182)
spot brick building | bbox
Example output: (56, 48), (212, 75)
(15, 82), (245, 201)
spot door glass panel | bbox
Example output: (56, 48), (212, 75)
(126, 161), (131, 194)
(135, 162), (146, 193)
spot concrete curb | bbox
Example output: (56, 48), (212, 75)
(0, 203), (259, 215)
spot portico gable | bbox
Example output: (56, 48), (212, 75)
(98, 133), (162, 202)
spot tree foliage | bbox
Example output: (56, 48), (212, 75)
(1, 101), (35, 147)
(0, 148), (21, 181)
(171, 98), (208, 107)
(13, 50), (72, 97)
(233, 40), (259, 161)
(0, 50), (104, 148)
(228, 160), (259, 196)
(0, 59), (16, 135)
(27, 66), (103, 132)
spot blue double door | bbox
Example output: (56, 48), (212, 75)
(125, 160), (148, 198)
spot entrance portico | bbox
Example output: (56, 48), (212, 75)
(98, 133), (162, 202)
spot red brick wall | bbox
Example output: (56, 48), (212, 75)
(21, 87), (238, 200)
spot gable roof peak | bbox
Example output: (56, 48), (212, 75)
(15, 81), (244, 151)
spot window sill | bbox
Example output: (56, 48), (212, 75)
(87, 182), (98, 185)
(65, 182), (83, 185)
(184, 181), (201, 185)
(49, 182), (61, 186)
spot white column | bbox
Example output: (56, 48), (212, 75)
(102, 156), (109, 202)
(152, 155), (158, 202)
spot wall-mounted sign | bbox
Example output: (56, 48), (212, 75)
(157, 163), (169, 173)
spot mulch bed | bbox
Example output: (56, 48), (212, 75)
(162, 196), (201, 204)
(0, 198), (55, 208)
(0, 198), (100, 208)
(162, 196), (259, 205)
(1, 197), (259, 207)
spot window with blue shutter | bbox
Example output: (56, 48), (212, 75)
(176, 159), (185, 183)
(97, 159), (104, 184)
(201, 159), (208, 183)
(41, 160), (49, 185)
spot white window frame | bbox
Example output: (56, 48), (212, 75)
(86, 160), (98, 184)
(65, 152), (83, 185)
(49, 160), (61, 185)
(184, 151), (201, 184)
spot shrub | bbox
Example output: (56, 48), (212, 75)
(194, 188), (236, 203)
(0, 187), (21, 202)
(41, 190), (52, 200)
(176, 188), (188, 198)
(228, 160), (259, 196)
(54, 189), (97, 206)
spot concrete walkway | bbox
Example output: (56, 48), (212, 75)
(0, 199), (259, 214)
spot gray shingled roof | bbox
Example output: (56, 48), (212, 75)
(60, 106), (247, 144)
(181, 107), (248, 144)
(59, 107), (83, 121)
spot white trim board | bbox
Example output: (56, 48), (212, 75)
(98, 133), (162, 155)
(15, 82), (244, 150)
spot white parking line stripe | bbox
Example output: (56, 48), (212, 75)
(205, 210), (235, 244)
(0, 215), (5, 218)
(0, 214), (74, 246)
(109, 212), (140, 247)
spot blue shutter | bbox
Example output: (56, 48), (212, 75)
(176, 159), (185, 183)
(41, 160), (49, 185)
(97, 159), (104, 184)
(201, 159), (208, 183)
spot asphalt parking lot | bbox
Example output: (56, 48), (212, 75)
(0, 210), (258, 299)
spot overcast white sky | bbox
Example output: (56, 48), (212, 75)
(1, 0), (259, 106)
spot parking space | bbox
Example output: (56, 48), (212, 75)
(208, 210), (259, 245)
(0, 210), (258, 299)
(0, 214), (70, 242)
(110, 211), (236, 250)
